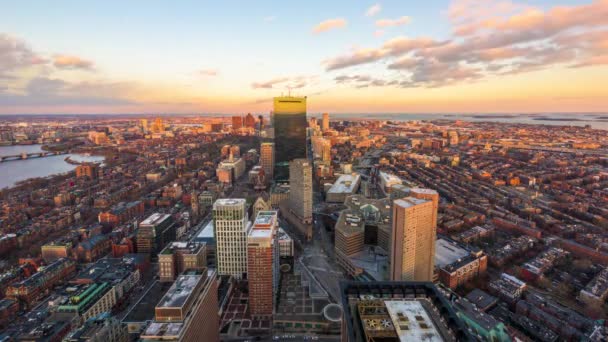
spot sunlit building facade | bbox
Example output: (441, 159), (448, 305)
(273, 96), (307, 181)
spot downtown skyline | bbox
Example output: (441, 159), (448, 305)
(1, 0), (608, 114)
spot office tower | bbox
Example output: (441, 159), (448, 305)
(245, 113), (257, 128)
(232, 115), (243, 130)
(322, 112), (329, 131)
(273, 96), (307, 180)
(140, 269), (219, 342)
(312, 136), (331, 162)
(159, 242), (207, 282)
(140, 119), (149, 133)
(288, 159), (312, 224)
(410, 188), (439, 231)
(260, 142), (275, 181)
(258, 115), (264, 130)
(390, 195), (437, 281)
(213, 199), (250, 278)
(153, 117), (164, 133)
(247, 211), (280, 318)
(137, 213), (176, 259)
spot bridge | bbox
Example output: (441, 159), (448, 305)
(0, 151), (69, 162)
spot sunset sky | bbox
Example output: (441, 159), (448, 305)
(1, 0), (607, 114)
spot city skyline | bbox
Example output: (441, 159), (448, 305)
(2, 0), (608, 115)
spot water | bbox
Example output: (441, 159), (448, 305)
(324, 113), (608, 130)
(0, 145), (104, 189)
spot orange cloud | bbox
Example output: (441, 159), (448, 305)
(312, 18), (347, 33)
(53, 55), (94, 70)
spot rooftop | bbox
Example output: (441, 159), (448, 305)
(341, 281), (473, 342)
(157, 273), (202, 309)
(328, 173), (361, 194)
(435, 239), (470, 268)
(253, 210), (278, 227)
(213, 198), (246, 207)
(394, 197), (428, 209)
(140, 213), (172, 227)
(384, 300), (443, 341)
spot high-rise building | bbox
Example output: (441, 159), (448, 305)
(273, 96), (307, 180)
(260, 142), (275, 181)
(390, 194), (437, 282)
(140, 119), (149, 134)
(288, 159), (312, 224)
(137, 213), (176, 259)
(140, 269), (219, 342)
(152, 117), (164, 133)
(232, 115), (243, 130)
(213, 199), (250, 278)
(322, 112), (329, 131)
(244, 113), (257, 128)
(247, 211), (280, 318)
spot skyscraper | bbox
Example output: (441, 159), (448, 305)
(244, 113), (256, 128)
(247, 211), (280, 318)
(260, 142), (275, 181)
(322, 112), (329, 131)
(232, 115), (243, 130)
(288, 159), (312, 224)
(390, 193), (437, 282)
(273, 96), (307, 180)
(140, 118), (149, 133)
(153, 117), (164, 133)
(213, 199), (250, 278)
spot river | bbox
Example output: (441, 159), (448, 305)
(0, 145), (104, 189)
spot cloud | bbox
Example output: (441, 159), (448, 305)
(312, 18), (347, 34)
(323, 0), (608, 88)
(335, 74), (398, 88)
(0, 33), (47, 78)
(199, 69), (219, 77)
(323, 36), (441, 70)
(375, 16), (411, 27)
(0, 76), (136, 106)
(53, 55), (94, 70)
(366, 4), (382, 17)
(251, 76), (315, 90)
(263, 16), (276, 22)
(374, 30), (385, 37)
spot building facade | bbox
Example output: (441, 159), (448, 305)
(390, 196), (437, 282)
(247, 211), (280, 318)
(288, 159), (313, 224)
(273, 96), (307, 181)
(213, 199), (250, 279)
(260, 142), (275, 181)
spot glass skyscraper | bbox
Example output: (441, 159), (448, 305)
(272, 96), (307, 181)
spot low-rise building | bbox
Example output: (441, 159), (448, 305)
(326, 173), (361, 203)
(158, 242), (206, 282)
(435, 238), (488, 289)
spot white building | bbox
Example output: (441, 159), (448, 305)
(288, 159), (313, 224)
(326, 173), (361, 203)
(212, 199), (251, 279)
(379, 171), (402, 195)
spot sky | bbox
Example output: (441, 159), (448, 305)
(1, 0), (607, 114)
